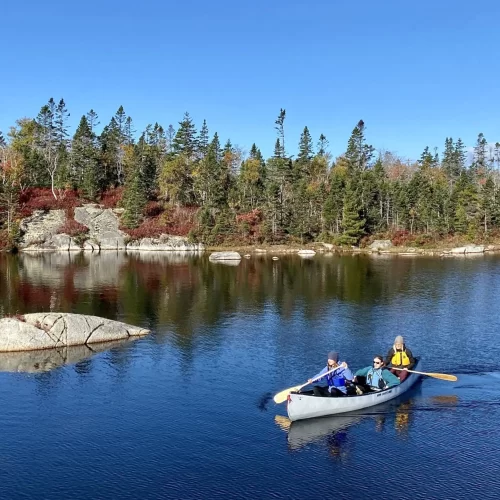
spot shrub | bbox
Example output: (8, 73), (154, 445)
(100, 187), (124, 209)
(19, 188), (85, 218)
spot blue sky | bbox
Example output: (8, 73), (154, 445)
(1, 0), (498, 161)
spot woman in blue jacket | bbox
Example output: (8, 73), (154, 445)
(308, 351), (354, 397)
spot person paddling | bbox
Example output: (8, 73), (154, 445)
(385, 335), (416, 382)
(353, 355), (400, 393)
(308, 351), (354, 397)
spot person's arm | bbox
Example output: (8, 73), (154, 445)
(385, 348), (394, 366)
(406, 348), (416, 369)
(383, 369), (401, 387)
(309, 366), (327, 383)
(341, 366), (354, 381)
(354, 366), (370, 378)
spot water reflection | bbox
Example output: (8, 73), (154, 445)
(0, 338), (139, 373)
(274, 391), (437, 454)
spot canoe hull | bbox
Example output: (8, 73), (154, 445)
(287, 364), (421, 422)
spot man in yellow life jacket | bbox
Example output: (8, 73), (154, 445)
(385, 335), (415, 382)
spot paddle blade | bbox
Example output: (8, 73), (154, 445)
(426, 373), (457, 382)
(273, 384), (303, 404)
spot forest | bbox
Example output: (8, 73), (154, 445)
(1, 98), (499, 250)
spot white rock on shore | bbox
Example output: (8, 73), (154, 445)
(209, 251), (242, 261)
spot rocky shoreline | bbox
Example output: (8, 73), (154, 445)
(6, 207), (500, 257)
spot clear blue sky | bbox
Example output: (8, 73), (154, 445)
(1, 0), (499, 161)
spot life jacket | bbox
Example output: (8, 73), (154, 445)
(391, 346), (410, 366)
(326, 366), (347, 388)
(366, 368), (388, 390)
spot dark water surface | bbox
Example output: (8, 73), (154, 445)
(0, 252), (499, 499)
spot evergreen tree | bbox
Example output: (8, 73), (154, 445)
(121, 146), (146, 228)
(338, 180), (365, 245)
(124, 116), (135, 145)
(197, 119), (209, 158)
(472, 133), (488, 177)
(297, 126), (314, 164)
(86, 109), (100, 134)
(345, 120), (375, 172)
(71, 116), (99, 198)
(274, 109), (286, 158)
(173, 112), (197, 159)
(317, 134), (329, 157)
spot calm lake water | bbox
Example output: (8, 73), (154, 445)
(0, 251), (499, 499)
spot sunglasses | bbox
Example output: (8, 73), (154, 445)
(373, 360), (383, 365)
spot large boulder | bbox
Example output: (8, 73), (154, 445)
(74, 205), (127, 250)
(0, 313), (150, 352)
(448, 245), (485, 255)
(19, 210), (67, 250)
(369, 240), (393, 251)
(209, 251), (242, 261)
(127, 235), (204, 252)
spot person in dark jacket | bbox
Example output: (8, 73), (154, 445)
(308, 351), (354, 397)
(385, 335), (415, 382)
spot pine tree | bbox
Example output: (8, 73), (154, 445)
(173, 112), (197, 159)
(114, 106), (127, 138)
(297, 126), (314, 164)
(197, 119), (209, 158)
(121, 146), (146, 228)
(0, 131), (5, 148)
(317, 134), (329, 157)
(71, 116), (99, 198)
(472, 133), (488, 177)
(86, 109), (100, 134)
(338, 180), (365, 245)
(274, 109), (286, 158)
(124, 116), (135, 145)
(345, 120), (375, 172)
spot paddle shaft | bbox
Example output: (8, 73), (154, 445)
(273, 365), (344, 404)
(391, 366), (457, 381)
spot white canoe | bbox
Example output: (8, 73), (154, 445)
(287, 362), (422, 422)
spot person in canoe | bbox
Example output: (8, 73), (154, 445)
(353, 355), (401, 393)
(308, 351), (354, 397)
(385, 335), (416, 382)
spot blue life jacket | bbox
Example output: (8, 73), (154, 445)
(326, 367), (347, 388)
(366, 367), (387, 389)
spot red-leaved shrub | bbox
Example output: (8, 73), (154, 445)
(100, 187), (124, 208)
(19, 188), (85, 218)
(56, 219), (89, 237)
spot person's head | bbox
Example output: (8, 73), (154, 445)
(327, 351), (339, 368)
(394, 335), (404, 350)
(373, 355), (385, 369)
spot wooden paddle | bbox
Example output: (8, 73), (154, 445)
(391, 366), (457, 382)
(273, 366), (339, 404)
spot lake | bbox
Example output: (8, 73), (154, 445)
(0, 251), (499, 499)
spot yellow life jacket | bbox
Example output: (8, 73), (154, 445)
(391, 347), (410, 366)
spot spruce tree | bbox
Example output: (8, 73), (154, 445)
(338, 180), (366, 245)
(173, 112), (197, 159)
(71, 116), (99, 198)
(317, 134), (329, 157)
(345, 120), (375, 172)
(197, 119), (209, 158)
(297, 126), (314, 164)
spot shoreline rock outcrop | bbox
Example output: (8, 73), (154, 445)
(17, 205), (204, 253)
(0, 313), (150, 352)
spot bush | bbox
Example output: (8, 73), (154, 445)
(19, 188), (85, 218)
(100, 187), (124, 209)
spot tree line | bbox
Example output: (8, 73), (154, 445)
(1, 98), (500, 247)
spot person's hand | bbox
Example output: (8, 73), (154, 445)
(341, 361), (348, 369)
(403, 367), (408, 371)
(353, 376), (358, 383)
(307, 379), (313, 384)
